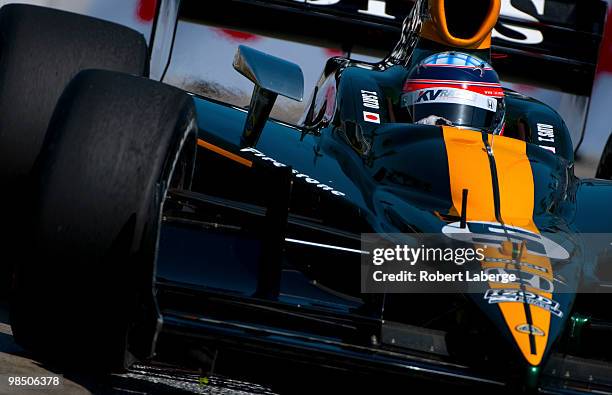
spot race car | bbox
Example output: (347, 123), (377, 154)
(2, 0), (612, 393)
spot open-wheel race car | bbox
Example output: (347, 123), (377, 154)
(2, 0), (612, 393)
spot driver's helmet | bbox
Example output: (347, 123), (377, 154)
(401, 52), (505, 134)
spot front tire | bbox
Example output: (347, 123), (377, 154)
(0, 4), (147, 298)
(10, 69), (197, 372)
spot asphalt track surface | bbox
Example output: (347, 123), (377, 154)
(0, 301), (483, 394)
(0, 302), (278, 395)
(0, 301), (414, 395)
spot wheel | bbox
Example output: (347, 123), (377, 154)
(0, 4), (148, 182)
(10, 69), (197, 372)
(0, 4), (147, 297)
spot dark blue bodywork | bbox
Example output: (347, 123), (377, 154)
(155, 60), (612, 391)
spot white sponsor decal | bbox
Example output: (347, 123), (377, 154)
(516, 324), (546, 336)
(493, 0), (546, 45)
(358, 0), (394, 19)
(361, 90), (381, 123)
(296, 1), (550, 45)
(293, 0), (394, 19)
(442, 221), (570, 260)
(537, 123), (556, 153)
(406, 88), (497, 112)
(363, 111), (381, 124)
(299, 0), (341, 4)
(298, 0), (548, 45)
(484, 289), (563, 318)
(361, 90), (380, 110)
(240, 147), (346, 196)
(483, 257), (549, 274)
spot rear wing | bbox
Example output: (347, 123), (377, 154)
(181, 0), (607, 95)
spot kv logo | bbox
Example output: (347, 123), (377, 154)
(417, 89), (447, 103)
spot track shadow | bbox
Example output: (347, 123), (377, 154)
(0, 331), (24, 356)
(62, 371), (206, 395)
(0, 302), (215, 394)
(0, 301), (10, 324)
(0, 313), (269, 393)
(0, 302), (30, 359)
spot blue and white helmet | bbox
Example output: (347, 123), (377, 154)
(402, 52), (505, 134)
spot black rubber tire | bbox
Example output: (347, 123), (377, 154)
(0, 4), (148, 181)
(10, 69), (197, 372)
(0, 4), (147, 297)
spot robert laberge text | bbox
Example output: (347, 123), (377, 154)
(373, 270), (517, 284)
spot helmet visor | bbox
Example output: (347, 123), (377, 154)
(402, 87), (499, 131)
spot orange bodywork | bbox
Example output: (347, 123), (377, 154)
(197, 138), (253, 168)
(442, 127), (552, 366)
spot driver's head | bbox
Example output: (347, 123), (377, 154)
(401, 52), (505, 134)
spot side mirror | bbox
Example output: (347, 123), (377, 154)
(233, 45), (304, 147)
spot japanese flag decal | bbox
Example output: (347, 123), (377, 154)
(363, 111), (380, 124)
